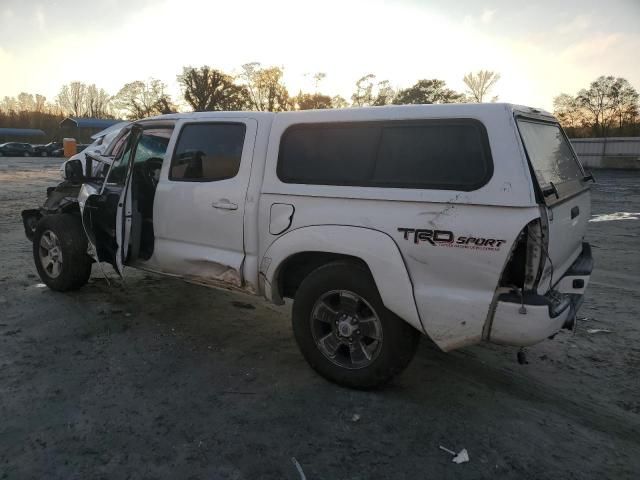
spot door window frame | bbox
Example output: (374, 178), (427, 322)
(168, 121), (248, 183)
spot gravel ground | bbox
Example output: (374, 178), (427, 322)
(0, 157), (639, 480)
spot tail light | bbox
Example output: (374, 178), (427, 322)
(499, 219), (546, 292)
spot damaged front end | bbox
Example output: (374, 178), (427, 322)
(22, 182), (83, 241)
(21, 155), (110, 242)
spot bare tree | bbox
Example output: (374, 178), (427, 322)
(85, 85), (111, 118)
(331, 95), (349, 109)
(351, 74), (375, 106)
(239, 63), (291, 111)
(17, 93), (35, 112)
(463, 70), (500, 102)
(178, 66), (249, 111)
(312, 72), (326, 91)
(577, 76), (640, 135)
(610, 78), (639, 129)
(113, 79), (174, 120)
(56, 81), (89, 117)
(350, 74), (395, 107)
(552, 93), (585, 129)
(34, 94), (47, 113)
(1, 96), (18, 113)
(373, 80), (395, 106)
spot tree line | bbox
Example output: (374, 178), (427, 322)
(1, 64), (638, 140)
(0, 65), (500, 138)
(553, 76), (640, 137)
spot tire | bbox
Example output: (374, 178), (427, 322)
(41, 151), (47, 157)
(292, 261), (420, 389)
(23, 151), (29, 157)
(33, 214), (92, 291)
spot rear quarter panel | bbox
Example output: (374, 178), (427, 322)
(259, 105), (541, 350)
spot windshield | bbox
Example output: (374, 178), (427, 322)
(517, 119), (584, 196)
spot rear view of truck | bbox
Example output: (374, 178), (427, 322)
(490, 110), (594, 346)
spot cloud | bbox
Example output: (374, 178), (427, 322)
(35, 5), (45, 30)
(480, 9), (495, 23)
(556, 14), (592, 35)
(0, 0), (638, 112)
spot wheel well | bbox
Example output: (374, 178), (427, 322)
(277, 252), (370, 300)
(57, 202), (81, 215)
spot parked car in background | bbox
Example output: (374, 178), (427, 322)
(33, 142), (63, 157)
(0, 142), (35, 157)
(51, 147), (65, 157)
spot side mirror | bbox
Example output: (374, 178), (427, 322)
(65, 159), (84, 183)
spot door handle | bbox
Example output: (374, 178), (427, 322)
(212, 199), (238, 210)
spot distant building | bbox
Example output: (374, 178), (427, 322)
(571, 137), (640, 170)
(59, 117), (122, 143)
(0, 128), (46, 143)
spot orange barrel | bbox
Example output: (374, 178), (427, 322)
(63, 138), (77, 158)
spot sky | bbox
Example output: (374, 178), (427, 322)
(1, 0), (639, 111)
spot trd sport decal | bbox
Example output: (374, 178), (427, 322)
(397, 228), (507, 251)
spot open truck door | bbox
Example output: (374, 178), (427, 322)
(79, 125), (141, 277)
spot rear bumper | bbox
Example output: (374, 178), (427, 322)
(489, 242), (592, 346)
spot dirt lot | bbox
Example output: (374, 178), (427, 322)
(1, 157), (639, 479)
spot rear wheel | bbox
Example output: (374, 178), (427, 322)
(41, 151), (47, 157)
(292, 261), (420, 389)
(33, 214), (92, 291)
(23, 151), (29, 157)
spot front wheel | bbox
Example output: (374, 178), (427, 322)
(33, 214), (92, 291)
(292, 261), (420, 389)
(41, 151), (47, 157)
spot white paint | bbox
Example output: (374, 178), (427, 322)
(151, 116), (259, 285)
(537, 188), (591, 295)
(269, 203), (295, 235)
(261, 225), (424, 333)
(489, 299), (571, 346)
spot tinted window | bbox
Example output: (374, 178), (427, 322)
(170, 123), (246, 181)
(277, 120), (492, 190)
(374, 124), (490, 188)
(517, 120), (583, 188)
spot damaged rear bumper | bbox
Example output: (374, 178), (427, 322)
(489, 242), (593, 346)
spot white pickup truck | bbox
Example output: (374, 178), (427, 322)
(22, 104), (594, 388)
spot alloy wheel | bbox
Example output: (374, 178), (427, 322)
(38, 230), (63, 278)
(310, 290), (383, 369)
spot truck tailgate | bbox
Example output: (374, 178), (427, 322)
(540, 188), (591, 293)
